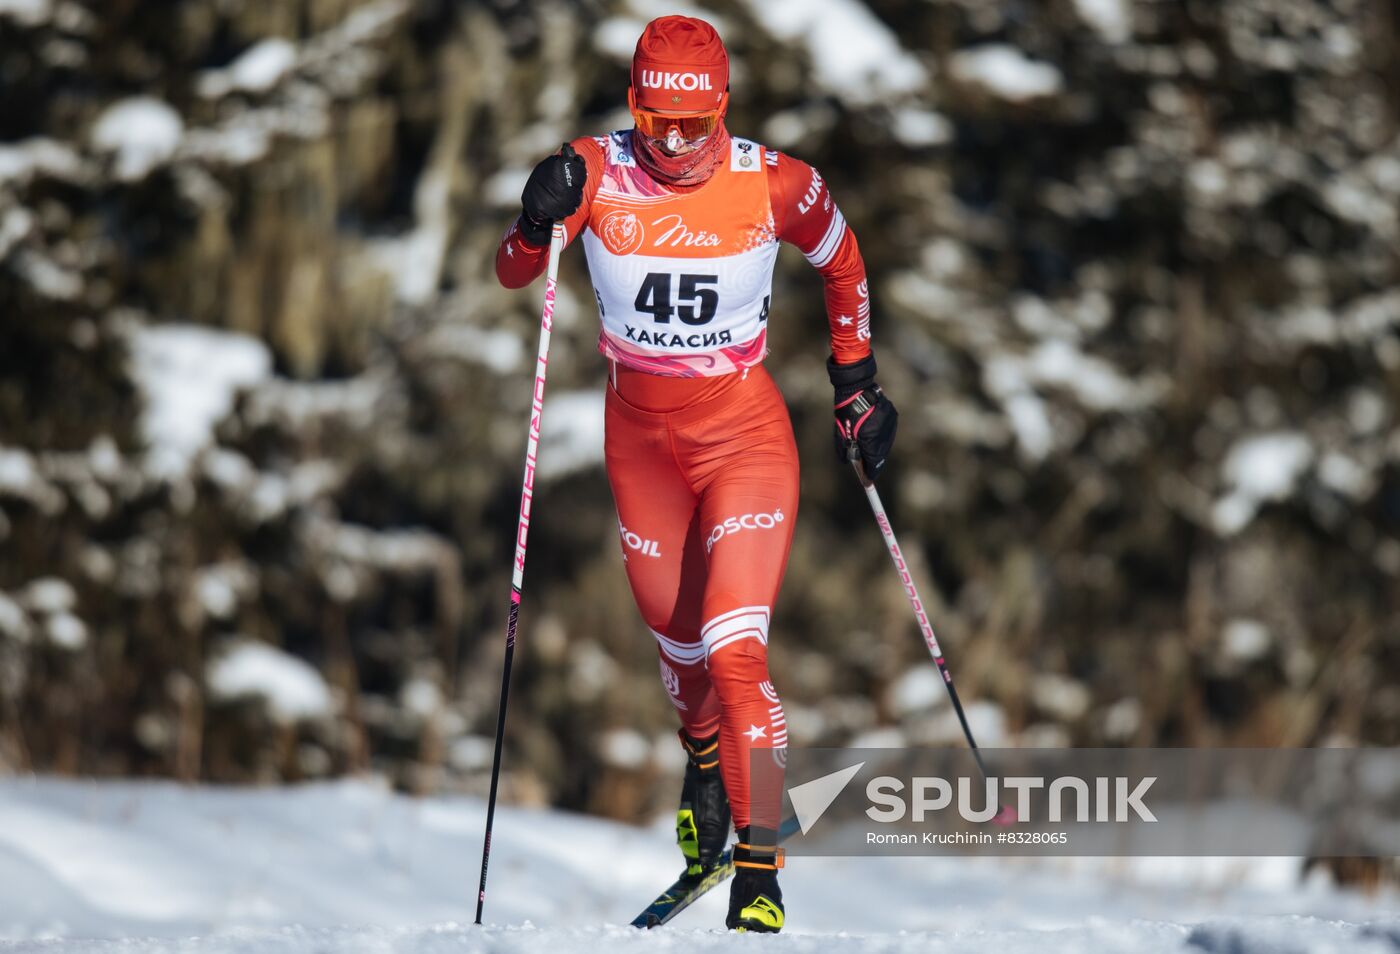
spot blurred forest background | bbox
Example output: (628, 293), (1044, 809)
(0, 0), (1397, 825)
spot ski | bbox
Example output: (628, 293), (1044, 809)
(630, 816), (801, 929)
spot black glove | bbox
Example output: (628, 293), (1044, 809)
(829, 353), (898, 482)
(517, 142), (587, 246)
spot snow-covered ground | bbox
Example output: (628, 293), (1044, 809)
(0, 779), (1395, 952)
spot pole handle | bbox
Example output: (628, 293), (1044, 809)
(846, 439), (872, 488)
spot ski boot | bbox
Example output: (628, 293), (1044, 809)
(726, 827), (784, 932)
(676, 729), (730, 878)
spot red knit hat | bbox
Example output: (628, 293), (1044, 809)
(630, 15), (728, 113)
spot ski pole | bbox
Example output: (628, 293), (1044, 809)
(847, 445), (995, 782)
(475, 221), (565, 925)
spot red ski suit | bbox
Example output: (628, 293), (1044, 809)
(497, 130), (871, 829)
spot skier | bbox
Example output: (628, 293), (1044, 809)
(495, 15), (896, 932)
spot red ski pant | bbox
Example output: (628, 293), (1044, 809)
(605, 364), (798, 831)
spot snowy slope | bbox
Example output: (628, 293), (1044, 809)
(0, 779), (1395, 952)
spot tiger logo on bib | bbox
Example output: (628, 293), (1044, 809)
(599, 209), (644, 255)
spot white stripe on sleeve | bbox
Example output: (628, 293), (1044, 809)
(803, 207), (847, 269)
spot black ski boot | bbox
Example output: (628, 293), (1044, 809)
(676, 729), (730, 877)
(726, 827), (784, 932)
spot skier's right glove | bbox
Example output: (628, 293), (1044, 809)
(829, 352), (898, 483)
(517, 142), (587, 246)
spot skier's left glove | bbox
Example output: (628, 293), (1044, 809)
(829, 353), (898, 482)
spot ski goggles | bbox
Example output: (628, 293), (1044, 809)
(629, 87), (728, 141)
